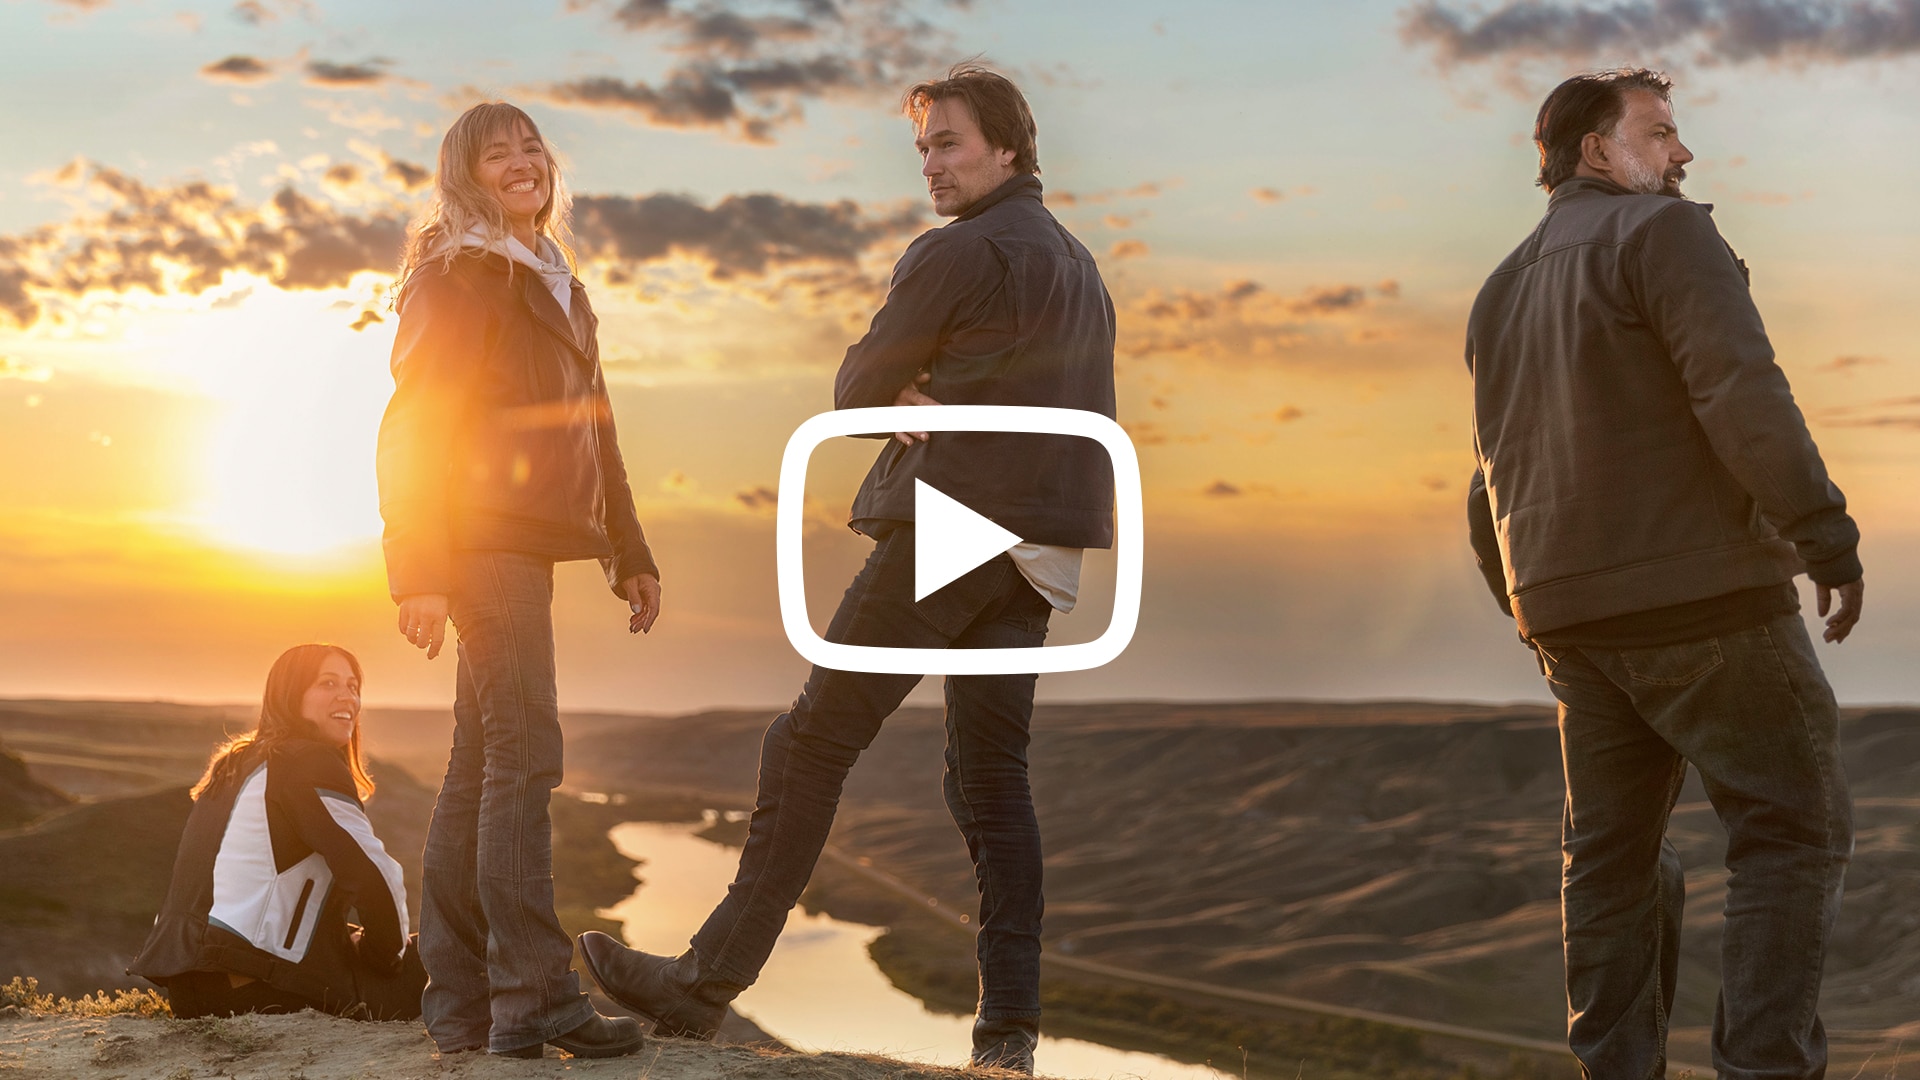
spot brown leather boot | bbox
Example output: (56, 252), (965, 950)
(970, 1014), (1038, 1073)
(578, 931), (741, 1040)
(495, 1012), (644, 1059)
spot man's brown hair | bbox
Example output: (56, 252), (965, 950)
(1533, 68), (1674, 192)
(903, 62), (1039, 176)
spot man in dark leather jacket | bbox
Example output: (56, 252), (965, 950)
(578, 66), (1113, 1075)
(1466, 69), (1861, 1080)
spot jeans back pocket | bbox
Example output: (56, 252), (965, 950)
(1620, 637), (1725, 687)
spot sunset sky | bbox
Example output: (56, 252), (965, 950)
(3, 0), (1918, 712)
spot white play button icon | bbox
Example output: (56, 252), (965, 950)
(914, 479), (1022, 602)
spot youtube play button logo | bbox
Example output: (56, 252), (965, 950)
(776, 405), (1143, 676)
(912, 479), (1022, 602)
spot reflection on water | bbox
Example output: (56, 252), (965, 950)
(602, 821), (1225, 1080)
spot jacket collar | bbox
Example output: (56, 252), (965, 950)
(953, 172), (1042, 224)
(471, 251), (590, 360)
(1547, 174), (1634, 206)
(1547, 173), (1706, 212)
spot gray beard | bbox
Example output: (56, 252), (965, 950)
(1610, 136), (1682, 197)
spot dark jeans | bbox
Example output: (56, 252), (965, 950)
(420, 551), (594, 1053)
(1536, 613), (1853, 1080)
(168, 938), (427, 1021)
(691, 526), (1053, 1023)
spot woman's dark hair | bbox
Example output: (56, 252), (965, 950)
(192, 644), (373, 801)
(903, 62), (1040, 176)
(1534, 68), (1674, 192)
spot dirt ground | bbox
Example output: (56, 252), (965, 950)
(0, 1009), (991, 1080)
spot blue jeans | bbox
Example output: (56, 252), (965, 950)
(690, 526), (1053, 1024)
(419, 551), (594, 1053)
(1536, 613), (1852, 1080)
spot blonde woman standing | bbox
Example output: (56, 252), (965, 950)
(377, 101), (660, 1059)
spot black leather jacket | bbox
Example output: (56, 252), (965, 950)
(837, 174), (1118, 548)
(376, 251), (658, 600)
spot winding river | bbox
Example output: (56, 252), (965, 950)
(601, 821), (1224, 1080)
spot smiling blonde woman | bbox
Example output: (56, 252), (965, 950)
(374, 101), (659, 1060)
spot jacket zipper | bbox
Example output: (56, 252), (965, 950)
(284, 879), (316, 951)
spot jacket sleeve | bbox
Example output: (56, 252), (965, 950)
(1467, 468), (1513, 616)
(375, 269), (489, 601)
(271, 745), (409, 972)
(593, 374), (661, 593)
(833, 231), (1003, 417)
(1632, 203), (1862, 586)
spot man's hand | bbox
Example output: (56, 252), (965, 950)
(397, 594), (450, 660)
(623, 574), (662, 635)
(1817, 578), (1864, 644)
(892, 372), (941, 446)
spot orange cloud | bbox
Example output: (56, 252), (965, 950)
(1119, 278), (1401, 361)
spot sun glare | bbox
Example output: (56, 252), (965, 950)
(161, 278), (395, 556)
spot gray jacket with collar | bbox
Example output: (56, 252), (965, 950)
(1465, 176), (1860, 638)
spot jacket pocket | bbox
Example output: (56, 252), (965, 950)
(1620, 638), (1724, 687)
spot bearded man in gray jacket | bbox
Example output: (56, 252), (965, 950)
(1465, 69), (1863, 1080)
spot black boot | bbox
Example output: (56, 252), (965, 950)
(971, 1014), (1039, 1073)
(578, 931), (741, 1040)
(495, 1012), (644, 1059)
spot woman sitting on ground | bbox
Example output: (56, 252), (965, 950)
(130, 643), (425, 1020)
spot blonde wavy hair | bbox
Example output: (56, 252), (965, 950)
(395, 101), (577, 294)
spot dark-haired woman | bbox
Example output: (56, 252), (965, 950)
(375, 100), (660, 1059)
(130, 644), (425, 1021)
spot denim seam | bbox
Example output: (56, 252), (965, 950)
(946, 688), (993, 1015)
(1759, 621), (1839, 1041)
(700, 541), (903, 989)
(1643, 754), (1686, 1080)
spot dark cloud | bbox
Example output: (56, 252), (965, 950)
(230, 0), (311, 24)
(1203, 480), (1243, 497)
(348, 309), (384, 331)
(539, 73), (743, 135)
(305, 59), (393, 87)
(1121, 279), (1401, 361)
(1814, 394), (1920, 429)
(0, 162), (924, 328)
(543, 0), (944, 141)
(1401, 0), (1920, 68)
(572, 191), (924, 280)
(200, 54), (275, 83)
(734, 485), (779, 511)
(0, 164), (404, 328)
(382, 155), (432, 192)
(1820, 354), (1889, 372)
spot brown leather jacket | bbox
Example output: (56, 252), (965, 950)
(376, 250), (658, 600)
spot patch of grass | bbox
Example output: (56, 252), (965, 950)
(165, 1014), (270, 1055)
(0, 976), (170, 1018)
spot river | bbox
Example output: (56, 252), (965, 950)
(601, 820), (1226, 1080)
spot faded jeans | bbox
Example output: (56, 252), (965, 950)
(419, 551), (594, 1053)
(1536, 613), (1853, 1080)
(690, 525), (1053, 1025)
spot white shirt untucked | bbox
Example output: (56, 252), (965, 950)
(1008, 543), (1083, 613)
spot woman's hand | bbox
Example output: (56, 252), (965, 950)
(397, 594), (450, 659)
(622, 574), (661, 634)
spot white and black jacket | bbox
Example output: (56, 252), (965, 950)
(130, 738), (409, 1009)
